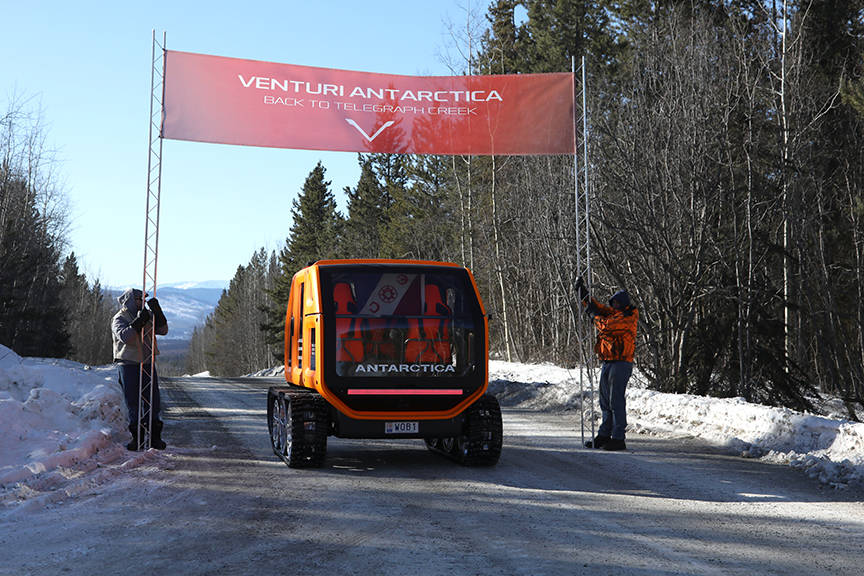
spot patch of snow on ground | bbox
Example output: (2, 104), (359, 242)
(488, 360), (864, 489)
(0, 345), (170, 510)
(246, 366), (285, 378)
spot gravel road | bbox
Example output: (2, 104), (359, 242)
(2, 376), (863, 576)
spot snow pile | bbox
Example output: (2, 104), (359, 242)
(246, 365), (285, 378)
(488, 360), (864, 489)
(0, 345), (162, 508)
(625, 388), (864, 488)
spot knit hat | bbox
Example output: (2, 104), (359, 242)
(609, 290), (631, 308)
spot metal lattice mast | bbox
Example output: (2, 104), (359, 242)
(138, 30), (166, 451)
(574, 56), (596, 448)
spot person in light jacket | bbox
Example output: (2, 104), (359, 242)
(577, 277), (639, 451)
(111, 288), (169, 450)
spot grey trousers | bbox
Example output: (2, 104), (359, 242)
(597, 361), (632, 440)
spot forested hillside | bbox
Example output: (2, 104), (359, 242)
(1, 100), (114, 366)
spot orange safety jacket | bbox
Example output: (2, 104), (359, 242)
(584, 298), (639, 363)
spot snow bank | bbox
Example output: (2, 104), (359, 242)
(246, 366), (285, 378)
(488, 360), (864, 489)
(626, 388), (864, 488)
(0, 345), (163, 508)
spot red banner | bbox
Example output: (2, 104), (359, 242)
(162, 51), (575, 155)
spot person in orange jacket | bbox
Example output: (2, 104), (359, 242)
(577, 277), (639, 451)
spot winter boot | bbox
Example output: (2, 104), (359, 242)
(151, 420), (167, 450)
(126, 423), (141, 451)
(585, 435), (610, 449)
(602, 438), (627, 451)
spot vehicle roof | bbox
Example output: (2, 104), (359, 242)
(310, 259), (463, 269)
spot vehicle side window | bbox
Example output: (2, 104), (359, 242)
(288, 305), (294, 369)
(297, 282), (305, 368)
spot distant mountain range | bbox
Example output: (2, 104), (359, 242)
(109, 281), (226, 340)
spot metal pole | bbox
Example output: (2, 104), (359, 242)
(138, 31), (156, 451)
(149, 31), (167, 442)
(573, 55), (595, 449)
(582, 55), (595, 444)
(138, 30), (165, 450)
(572, 56), (585, 447)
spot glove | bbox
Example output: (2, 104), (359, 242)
(130, 308), (151, 331)
(575, 276), (590, 302)
(148, 298), (168, 328)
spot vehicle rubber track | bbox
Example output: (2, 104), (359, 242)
(268, 387), (329, 468)
(425, 394), (503, 466)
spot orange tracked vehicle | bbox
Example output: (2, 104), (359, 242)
(266, 259), (502, 467)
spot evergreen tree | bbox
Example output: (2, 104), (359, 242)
(207, 265), (246, 376)
(367, 153), (410, 258)
(280, 161), (341, 274)
(478, 0), (531, 74)
(54, 253), (114, 365)
(521, 0), (621, 75)
(342, 156), (387, 258)
(84, 280), (114, 365)
(401, 155), (459, 261)
(0, 172), (69, 357)
(266, 162), (342, 359)
(59, 253), (87, 358)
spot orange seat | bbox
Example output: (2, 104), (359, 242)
(367, 317), (396, 362)
(334, 283), (363, 363)
(405, 284), (452, 363)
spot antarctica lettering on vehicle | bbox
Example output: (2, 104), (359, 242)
(355, 363), (457, 374)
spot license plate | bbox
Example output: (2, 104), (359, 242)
(385, 421), (418, 434)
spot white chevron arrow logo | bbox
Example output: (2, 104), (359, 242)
(345, 119), (395, 142)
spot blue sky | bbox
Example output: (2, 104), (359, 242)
(2, 1), (499, 288)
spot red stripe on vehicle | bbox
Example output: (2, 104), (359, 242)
(347, 389), (463, 396)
